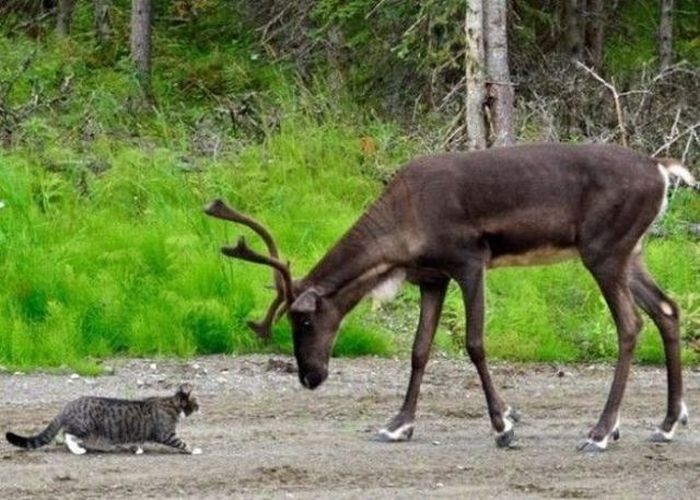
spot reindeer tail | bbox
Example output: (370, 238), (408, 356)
(657, 158), (697, 187)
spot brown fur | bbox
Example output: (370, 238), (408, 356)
(208, 143), (689, 449)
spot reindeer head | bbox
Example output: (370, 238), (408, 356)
(205, 199), (337, 389)
(286, 285), (344, 388)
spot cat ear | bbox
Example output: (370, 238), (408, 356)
(178, 383), (193, 396)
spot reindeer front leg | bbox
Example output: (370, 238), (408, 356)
(454, 260), (518, 448)
(378, 279), (448, 441)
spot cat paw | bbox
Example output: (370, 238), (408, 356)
(134, 446), (144, 455)
(64, 433), (87, 455)
(191, 447), (202, 455)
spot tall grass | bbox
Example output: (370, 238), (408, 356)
(0, 21), (697, 373)
(0, 111), (408, 372)
(6, 135), (694, 374)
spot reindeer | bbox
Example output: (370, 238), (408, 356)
(205, 143), (694, 452)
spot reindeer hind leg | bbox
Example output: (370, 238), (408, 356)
(578, 254), (642, 452)
(628, 256), (686, 442)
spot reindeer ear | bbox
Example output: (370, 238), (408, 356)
(290, 289), (319, 313)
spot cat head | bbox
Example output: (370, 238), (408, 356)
(175, 383), (199, 416)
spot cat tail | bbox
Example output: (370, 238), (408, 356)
(6, 416), (63, 449)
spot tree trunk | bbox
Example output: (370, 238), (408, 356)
(561, 0), (583, 60)
(465, 0), (487, 150)
(584, 0), (605, 69)
(94, 0), (111, 45)
(484, 0), (514, 147)
(130, 0), (153, 96)
(56, 0), (75, 37)
(658, 0), (673, 70)
(326, 26), (345, 100)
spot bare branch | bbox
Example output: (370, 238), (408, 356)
(575, 61), (627, 147)
(652, 122), (700, 157)
(365, 0), (391, 19)
(438, 76), (466, 111)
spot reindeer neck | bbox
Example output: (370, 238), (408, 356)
(302, 199), (414, 300)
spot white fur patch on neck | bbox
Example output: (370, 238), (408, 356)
(370, 269), (406, 308)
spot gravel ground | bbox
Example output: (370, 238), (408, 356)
(1, 355), (699, 499)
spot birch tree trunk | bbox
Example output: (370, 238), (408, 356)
(56, 0), (75, 37)
(484, 0), (514, 147)
(658, 0), (674, 70)
(465, 0), (487, 150)
(94, 0), (111, 46)
(130, 0), (153, 95)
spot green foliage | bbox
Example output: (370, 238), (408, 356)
(605, 0), (700, 72)
(310, 0), (465, 113)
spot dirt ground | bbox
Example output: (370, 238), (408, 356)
(1, 355), (698, 499)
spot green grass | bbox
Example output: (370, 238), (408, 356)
(0, 15), (698, 373)
(2, 131), (695, 373)
(0, 111), (406, 372)
(482, 236), (699, 364)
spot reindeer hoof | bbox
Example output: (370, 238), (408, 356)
(495, 428), (515, 448)
(650, 402), (688, 443)
(494, 417), (515, 448)
(577, 438), (608, 453)
(377, 422), (414, 442)
(649, 427), (675, 443)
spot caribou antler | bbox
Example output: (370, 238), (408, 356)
(205, 199), (292, 340)
(247, 294), (286, 339)
(221, 236), (293, 293)
(205, 199), (281, 258)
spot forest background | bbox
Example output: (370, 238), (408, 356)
(0, 0), (698, 373)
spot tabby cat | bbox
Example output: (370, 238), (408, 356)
(5, 383), (200, 455)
